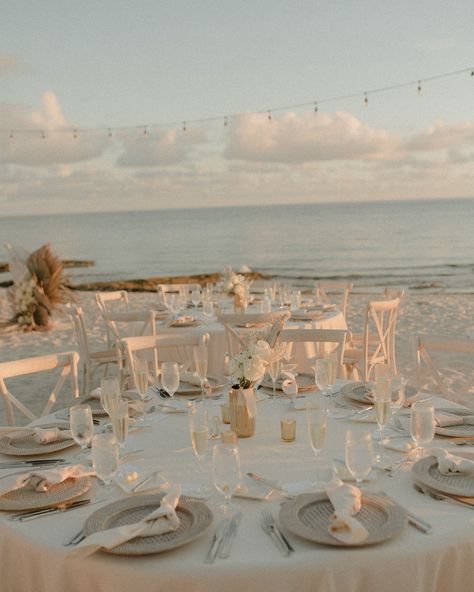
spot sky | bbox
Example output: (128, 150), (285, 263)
(0, 0), (473, 216)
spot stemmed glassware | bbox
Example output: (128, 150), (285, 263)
(70, 404), (94, 461)
(161, 362), (180, 399)
(345, 430), (373, 486)
(390, 375), (406, 416)
(110, 400), (129, 451)
(268, 358), (281, 402)
(212, 443), (241, 514)
(189, 404), (209, 495)
(306, 396), (328, 488)
(134, 357), (149, 419)
(92, 433), (119, 487)
(194, 347), (209, 401)
(100, 376), (121, 419)
(314, 359), (332, 413)
(202, 297), (214, 323)
(191, 288), (201, 308)
(373, 378), (392, 465)
(410, 401), (435, 460)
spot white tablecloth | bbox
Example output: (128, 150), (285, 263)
(157, 308), (347, 375)
(1, 390), (474, 592)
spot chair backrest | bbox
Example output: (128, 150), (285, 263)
(413, 334), (474, 402)
(217, 310), (290, 358)
(120, 332), (210, 390)
(156, 284), (201, 307)
(362, 297), (401, 379)
(95, 291), (129, 314)
(280, 328), (348, 376)
(315, 281), (353, 318)
(69, 305), (91, 362)
(100, 310), (157, 346)
(0, 351), (79, 425)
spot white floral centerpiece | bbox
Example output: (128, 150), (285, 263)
(229, 339), (272, 390)
(221, 266), (248, 311)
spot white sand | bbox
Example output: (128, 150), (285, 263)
(1, 288), (473, 425)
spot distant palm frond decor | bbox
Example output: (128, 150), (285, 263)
(6, 243), (71, 330)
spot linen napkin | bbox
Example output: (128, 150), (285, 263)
(0, 464), (94, 497)
(325, 478), (369, 544)
(427, 448), (474, 475)
(435, 412), (474, 428)
(280, 364), (298, 381)
(69, 484), (181, 558)
(282, 378), (298, 398)
(33, 427), (72, 443)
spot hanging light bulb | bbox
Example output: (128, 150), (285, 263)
(73, 129), (78, 139)
(9, 130), (13, 139)
(143, 126), (148, 136)
(314, 102), (318, 113)
(41, 130), (46, 140)
(224, 116), (228, 127)
(108, 128), (112, 138)
(267, 110), (272, 122)
(182, 121), (187, 132)
(417, 81), (422, 95)
(364, 92), (368, 107)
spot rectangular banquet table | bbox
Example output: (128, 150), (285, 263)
(0, 386), (473, 592)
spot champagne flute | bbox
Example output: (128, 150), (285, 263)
(70, 404), (93, 460)
(92, 433), (119, 486)
(306, 396), (328, 488)
(373, 378), (392, 465)
(161, 362), (180, 399)
(134, 357), (149, 420)
(345, 430), (373, 486)
(212, 443), (241, 514)
(189, 404), (209, 495)
(325, 354), (338, 416)
(100, 376), (121, 418)
(268, 358), (281, 402)
(194, 349), (209, 401)
(314, 359), (331, 413)
(410, 401), (435, 460)
(110, 400), (129, 450)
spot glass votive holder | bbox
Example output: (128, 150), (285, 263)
(280, 419), (296, 442)
(221, 430), (238, 445)
(221, 404), (231, 424)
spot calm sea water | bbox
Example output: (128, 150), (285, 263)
(1, 198), (474, 292)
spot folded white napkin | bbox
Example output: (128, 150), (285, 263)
(0, 464), (94, 497)
(325, 478), (369, 544)
(69, 484), (181, 558)
(88, 387), (102, 400)
(180, 371), (202, 387)
(435, 412), (474, 427)
(427, 448), (474, 475)
(33, 427), (73, 443)
(280, 364), (298, 382)
(282, 378), (298, 397)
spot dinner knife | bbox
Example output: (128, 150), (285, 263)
(219, 511), (242, 558)
(204, 518), (230, 563)
(10, 498), (93, 522)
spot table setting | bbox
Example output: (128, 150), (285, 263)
(1, 355), (474, 592)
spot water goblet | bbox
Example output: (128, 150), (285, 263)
(410, 401), (435, 460)
(191, 288), (201, 308)
(345, 430), (373, 486)
(161, 362), (180, 399)
(70, 404), (93, 460)
(306, 396), (328, 488)
(373, 378), (392, 465)
(189, 404), (209, 495)
(92, 433), (119, 486)
(202, 297), (214, 322)
(212, 443), (241, 514)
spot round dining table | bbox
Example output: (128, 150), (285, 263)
(0, 385), (473, 592)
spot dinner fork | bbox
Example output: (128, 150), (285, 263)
(261, 510), (294, 553)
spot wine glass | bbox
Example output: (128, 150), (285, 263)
(134, 357), (149, 419)
(410, 401), (435, 460)
(92, 433), (119, 486)
(161, 362), (180, 399)
(100, 376), (121, 418)
(212, 443), (241, 514)
(191, 288), (201, 308)
(324, 354), (338, 415)
(110, 400), (129, 450)
(70, 404), (93, 460)
(373, 378), (392, 465)
(391, 375), (406, 415)
(306, 396), (328, 487)
(202, 297), (214, 323)
(194, 348), (209, 401)
(189, 404), (209, 495)
(268, 358), (281, 402)
(314, 359), (331, 413)
(345, 430), (373, 486)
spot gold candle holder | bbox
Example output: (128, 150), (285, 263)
(221, 430), (238, 445)
(280, 419), (296, 442)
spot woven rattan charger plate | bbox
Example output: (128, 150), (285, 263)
(279, 492), (406, 547)
(261, 372), (316, 392)
(83, 493), (213, 555)
(341, 382), (416, 405)
(175, 375), (225, 396)
(412, 454), (474, 497)
(0, 430), (77, 456)
(0, 476), (92, 511)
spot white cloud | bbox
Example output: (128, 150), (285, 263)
(224, 111), (400, 163)
(116, 127), (207, 167)
(0, 92), (109, 166)
(404, 121), (474, 152)
(0, 53), (23, 76)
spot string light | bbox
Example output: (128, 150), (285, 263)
(417, 80), (422, 95)
(3, 65), (472, 139)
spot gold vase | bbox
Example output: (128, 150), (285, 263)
(229, 387), (256, 438)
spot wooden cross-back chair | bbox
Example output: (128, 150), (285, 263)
(0, 351), (79, 426)
(314, 281), (353, 319)
(413, 334), (474, 403)
(216, 310), (290, 358)
(343, 297), (401, 381)
(100, 310), (157, 348)
(280, 328), (348, 377)
(119, 332), (210, 391)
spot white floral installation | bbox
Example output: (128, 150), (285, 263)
(221, 266), (247, 300)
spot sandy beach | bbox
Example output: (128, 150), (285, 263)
(1, 287), (473, 425)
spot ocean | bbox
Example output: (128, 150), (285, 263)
(1, 198), (474, 292)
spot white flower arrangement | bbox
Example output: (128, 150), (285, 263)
(229, 337), (288, 390)
(221, 266), (247, 298)
(10, 273), (37, 327)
